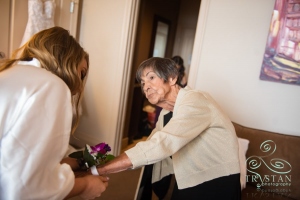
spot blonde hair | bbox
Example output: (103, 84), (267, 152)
(0, 26), (89, 134)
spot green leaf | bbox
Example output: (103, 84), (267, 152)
(83, 145), (96, 167)
(96, 153), (105, 159)
(68, 151), (84, 159)
(105, 154), (115, 162)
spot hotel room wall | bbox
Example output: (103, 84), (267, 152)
(74, 0), (137, 154)
(189, 0), (300, 136)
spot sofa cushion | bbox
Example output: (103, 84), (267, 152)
(233, 122), (300, 200)
(238, 137), (250, 190)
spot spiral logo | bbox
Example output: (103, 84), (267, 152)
(246, 140), (292, 187)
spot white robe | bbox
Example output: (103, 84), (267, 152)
(0, 59), (74, 199)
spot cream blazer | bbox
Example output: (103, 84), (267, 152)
(0, 60), (74, 199)
(126, 86), (240, 190)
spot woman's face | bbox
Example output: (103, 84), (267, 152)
(140, 67), (173, 105)
(77, 57), (88, 81)
(71, 57), (88, 95)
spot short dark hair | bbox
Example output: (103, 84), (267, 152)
(136, 57), (179, 85)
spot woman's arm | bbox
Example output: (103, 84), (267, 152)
(90, 153), (133, 175)
(61, 157), (80, 171)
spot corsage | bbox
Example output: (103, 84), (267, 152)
(69, 142), (115, 175)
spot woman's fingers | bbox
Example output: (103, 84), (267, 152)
(99, 176), (109, 182)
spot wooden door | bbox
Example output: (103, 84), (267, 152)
(0, 0), (10, 59)
(54, 0), (82, 40)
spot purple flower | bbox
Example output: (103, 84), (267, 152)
(91, 143), (111, 155)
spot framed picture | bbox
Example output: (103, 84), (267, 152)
(260, 0), (300, 86)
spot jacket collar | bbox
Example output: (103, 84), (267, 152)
(17, 58), (41, 68)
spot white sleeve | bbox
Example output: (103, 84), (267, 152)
(126, 91), (212, 168)
(0, 72), (75, 199)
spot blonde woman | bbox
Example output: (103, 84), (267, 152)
(0, 26), (108, 200)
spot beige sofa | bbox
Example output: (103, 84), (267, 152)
(233, 122), (300, 200)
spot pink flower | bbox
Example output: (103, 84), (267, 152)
(91, 143), (111, 155)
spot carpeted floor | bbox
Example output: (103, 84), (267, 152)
(68, 168), (142, 200)
(68, 137), (146, 200)
(68, 136), (173, 200)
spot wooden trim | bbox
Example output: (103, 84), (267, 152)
(8, 0), (15, 57)
(114, 0), (140, 155)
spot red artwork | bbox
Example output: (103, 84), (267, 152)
(260, 0), (300, 86)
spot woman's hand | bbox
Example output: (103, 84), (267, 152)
(79, 175), (109, 199)
(64, 175), (109, 200)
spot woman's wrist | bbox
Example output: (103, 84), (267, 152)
(76, 158), (89, 171)
(61, 157), (81, 171)
(90, 165), (99, 176)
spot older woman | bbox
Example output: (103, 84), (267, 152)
(94, 57), (241, 199)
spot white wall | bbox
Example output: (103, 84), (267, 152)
(189, 0), (300, 136)
(73, 0), (136, 154)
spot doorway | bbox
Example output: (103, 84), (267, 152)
(122, 0), (201, 148)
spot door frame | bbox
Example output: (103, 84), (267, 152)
(115, 0), (210, 152)
(112, 0), (141, 153)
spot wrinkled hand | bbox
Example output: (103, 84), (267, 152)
(79, 175), (109, 200)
